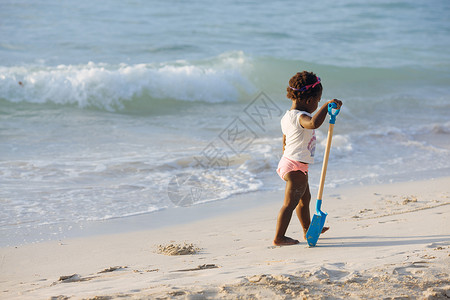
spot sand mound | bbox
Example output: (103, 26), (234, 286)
(156, 242), (200, 256)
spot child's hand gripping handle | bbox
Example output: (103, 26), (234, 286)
(328, 102), (340, 124)
(316, 102), (340, 203)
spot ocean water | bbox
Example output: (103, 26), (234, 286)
(1, 0), (449, 245)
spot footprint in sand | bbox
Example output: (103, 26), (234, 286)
(54, 274), (94, 284)
(172, 264), (219, 272)
(98, 266), (127, 274)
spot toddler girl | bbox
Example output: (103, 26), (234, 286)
(274, 71), (342, 246)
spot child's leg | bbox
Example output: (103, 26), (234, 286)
(273, 170), (308, 246)
(295, 183), (311, 238)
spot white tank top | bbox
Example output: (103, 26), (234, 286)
(281, 110), (316, 164)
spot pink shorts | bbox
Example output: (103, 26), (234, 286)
(276, 156), (309, 180)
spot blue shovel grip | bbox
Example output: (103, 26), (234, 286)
(315, 199), (323, 214)
(328, 102), (340, 124)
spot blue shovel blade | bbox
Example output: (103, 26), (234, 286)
(306, 210), (328, 247)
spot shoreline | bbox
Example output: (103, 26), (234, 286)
(1, 185), (281, 248)
(1, 177), (449, 299)
(3, 172), (450, 248)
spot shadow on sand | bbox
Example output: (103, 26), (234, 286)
(316, 234), (450, 248)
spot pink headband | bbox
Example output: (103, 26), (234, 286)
(289, 76), (321, 92)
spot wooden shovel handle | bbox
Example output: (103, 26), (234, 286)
(316, 123), (334, 200)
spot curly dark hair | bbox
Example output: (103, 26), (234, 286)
(286, 71), (322, 102)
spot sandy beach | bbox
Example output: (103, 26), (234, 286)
(2, 1), (450, 299)
(1, 177), (449, 299)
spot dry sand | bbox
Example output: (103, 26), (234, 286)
(1, 177), (449, 299)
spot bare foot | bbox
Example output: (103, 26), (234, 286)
(273, 236), (300, 246)
(303, 227), (330, 240)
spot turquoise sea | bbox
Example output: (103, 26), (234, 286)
(1, 0), (449, 245)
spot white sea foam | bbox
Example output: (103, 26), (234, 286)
(0, 52), (255, 111)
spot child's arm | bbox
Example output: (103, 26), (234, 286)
(282, 135), (286, 154)
(299, 99), (342, 129)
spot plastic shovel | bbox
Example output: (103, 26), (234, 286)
(306, 102), (340, 247)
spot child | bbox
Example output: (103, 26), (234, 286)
(274, 71), (342, 246)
